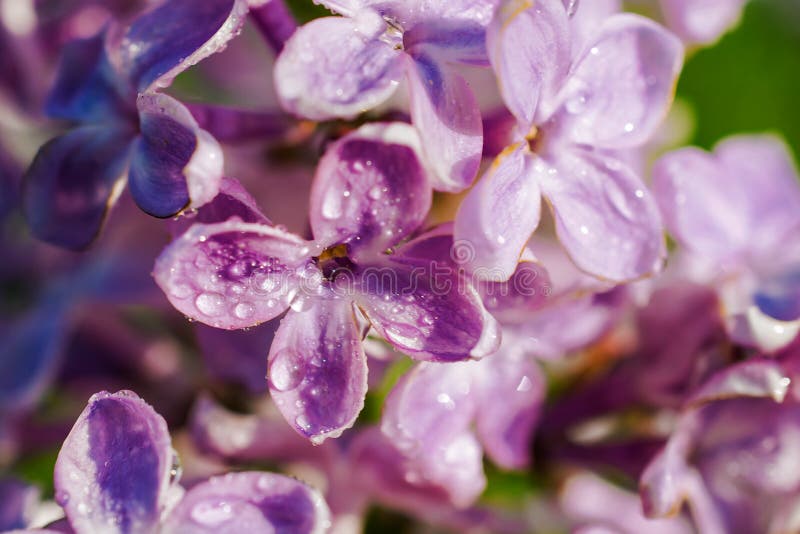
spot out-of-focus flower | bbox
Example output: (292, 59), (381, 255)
(455, 0), (683, 282)
(641, 359), (797, 534)
(657, 0), (747, 46)
(274, 0), (499, 191)
(21, 0), (255, 249)
(44, 390), (330, 534)
(155, 123), (499, 443)
(653, 134), (800, 351)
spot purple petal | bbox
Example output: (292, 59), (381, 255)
(170, 177), (271, 237)
(454, 143), (541, 281)
(553, 14), (683, 149)
(120, 0), (249, 92)
(54, 390), (174, 534)
(45, 32), (133, 123)
(249, 0), (297, 54)
(185, 103), (295, 143)
(267, 298), (368, 444)
(403, 19), (490, 67)
(153, 219), (309, 329)
(22, 125), (133, 249)
(382, 362), (486, 507)
(474, 348), (544, 469)
(129, 93), (223, 218)
(661, 0), (746, 44)
(274, 14), (403, 120)
(478, 259), (552, 324)
(755, 269), (800, 322)
(688, 358), (790, 406)
(540, 150), (665, 281)
(309, 123), (431, 255)
(354, 258), (500, 361)
(162, 472), (330, 534)
(0, 479), (39, 531)
(486, 0), (571, 127)
(406, 51), (482, 192)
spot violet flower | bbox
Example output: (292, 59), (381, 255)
(38, 390), (331, 534)
(454, 0), (683, 282)
(22, 0), (254, 249)
(653, 134), (800, 351)
(154, 123), (499, 443)
(274, 0), (499, 191)
(658, 0), (747, 45)
(640, 359), (796, 534)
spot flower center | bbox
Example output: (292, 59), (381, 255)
(313, 243), (356, 282)
(525, 125), (541, 153)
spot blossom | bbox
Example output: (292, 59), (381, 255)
(154, 123), (499, 443)
(21, 0), (253, 249)
(653, 134), (800, 351)
(454, 0), (683, 282)
(658, 0), (747, 45)
(42, 390), (330, 534)
(274, 0), (499, 191)
(641, 359), (797, 534)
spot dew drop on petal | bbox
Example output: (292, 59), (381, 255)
(190, 501), (234, 527)
(233, 302), (255, 319)
(269, 349), (305, 392)
(195, 292), (225, 317)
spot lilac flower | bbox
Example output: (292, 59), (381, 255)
(22, 0), (254, 249)
(640, 359), (797, 534)
(658, 0), (747, 45)
(43, 390), (330, 534)
(274, 0), (499, 191)
(454, 0), (683, 282)
(653, 134), (800, 351)
(154, 123), (499, 443)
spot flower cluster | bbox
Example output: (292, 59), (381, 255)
(1, 0), (798, 533)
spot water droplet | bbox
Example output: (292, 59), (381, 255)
(565, 91), (589, 114)
(170, 283), (193, 299)
(623, 122), (635, 133)
(634, 189), (644, 198)
(296, 414), (311, 431)
(368, 185), (384, 200)
(234, 302), (255, 319)
(191, 501), (234, 527)
(343, 190), (351, 198)
(436, 392), (456, 410)
(269, 350), (305, 391)
(579, 225), (589, 235)
(77, 502), (90, 515)
(195, 292), (225, 317)
(516, 376), (533, 392)
(55, 490), (70, 506)
(256, 475), (274, 492)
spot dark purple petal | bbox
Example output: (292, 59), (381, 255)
(403, 19), (489, 66)
(45, 32), (134, 122)
(154, 219), (309, 329)
(120, 0), (249, 92)
(170, 177), (271, 237)
(249, 0), (297, 54)
(129, 93), (223, 218)
(406, 51), (482, 192)
(309, 123), (431, 255)
(353, 258), (500, 361)
(54, 390), (174, 534)
(0, 479), (39, 531)
(162, 472), (330, 534)
(478, 260), (552, 324)
(22, 125), (133, 249)
(267, 298), (368, 443)
(185, 103), (295, 143)
(274, 14), (403, 120)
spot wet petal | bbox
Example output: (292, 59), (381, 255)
(478, 259), (552, 323)
(406, 51), (482, 192)
(45, 32), (133, 123)
(554, 14), (683, 149)
(403, 19), (490, 66)
(475, 349), (544, 468)
(54, 390), (174, 534)
(162, 472), (330, 534)
(153, 219), (309, 329)
(129, 93), (223, 218)
(267, 299), (368, 444)
(120, 0), (249, 92)
(382, 362), (486, 507)
(274, 13), (403, 120)
(353, 258), (500, 361)
(540, 150), (665, 281)
(486, 0), (571, 126)
(454, 144), (541, 281)
(22, 125), (132, 249)
(309, 122), (431, 255)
